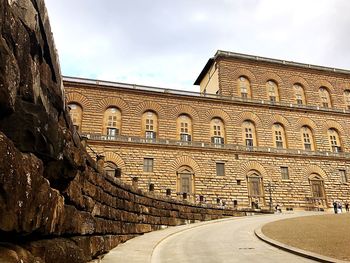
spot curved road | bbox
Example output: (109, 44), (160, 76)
(152, 213), (316, 263)
(102, 212), (321, 263)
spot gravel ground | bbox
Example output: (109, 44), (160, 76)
(262, 213), (350, 261)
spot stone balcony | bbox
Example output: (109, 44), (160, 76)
(82, 133), (350, 159)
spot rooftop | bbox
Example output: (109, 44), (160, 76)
(194, 50), (350, 85)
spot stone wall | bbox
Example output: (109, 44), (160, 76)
(0, 1), (248, 262)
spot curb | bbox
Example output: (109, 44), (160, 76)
(254, 227), (348, 263)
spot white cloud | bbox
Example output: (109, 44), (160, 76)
(45, 0), (350, 92)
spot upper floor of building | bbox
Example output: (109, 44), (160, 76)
(63, 76), (350, 158)
(195, 50), (350, 111)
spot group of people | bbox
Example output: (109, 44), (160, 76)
(333, 201), (349, 214)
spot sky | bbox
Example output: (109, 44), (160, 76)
(45, 0), (350, 92)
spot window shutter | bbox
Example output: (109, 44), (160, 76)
(188, 135), (192, 142)
(211, 137), (215, 143)
(152, 132), (156, 139)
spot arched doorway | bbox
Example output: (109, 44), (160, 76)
(308, 173), (327, 209)
(247, 170), (265, 209)
(176, 166), (195, 201)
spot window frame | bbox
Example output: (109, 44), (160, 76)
(281, 167), (289, 180)
(143, 158), (154, 172)
(216, 162), (225, 176)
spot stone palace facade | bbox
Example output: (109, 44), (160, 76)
(64, 50), (350, 210)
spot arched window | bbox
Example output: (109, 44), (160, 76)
(104, 161), (120, 177)
(177, 114), (192, 142)
(266, 80), (279, 102)
(103, 107), (121, 137)
(328, 128), (342, 152)
(272, 123), (287, 148)
(68, 103), (83, 132)
(319, 87), (332, 108)
(142, 111), (158, 139)
(237, 76), (251, 99)
(293, 84), (306, 105)
(344, 90), (350, 110)
(247, 170), (264, 208)
(309, 174), (325, 199)
(210, 118), (225, 144)
(301, 126), (315, 151)
(176, 166), (194, 196)
(242, 120), (257, 147)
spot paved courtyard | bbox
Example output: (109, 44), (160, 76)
(262, 212), (350, 261)
(101, 212), (331, 263)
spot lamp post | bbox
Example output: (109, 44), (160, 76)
(268, 181), (273, 211)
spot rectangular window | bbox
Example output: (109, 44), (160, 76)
(108, 115), (117, 127)
(241, 92), (248, 99)
(281, 167), (289, 180)
(246, 139), (253, 147)
(180, 133), (191, 142)
(180, 174), (191, 193)
(213, 125), (221, 136)
(216, 163), (225, 176)
(340, 170), (348, 183)
(145, 131), (156, 139)
(145, 119), (154, 131)
(303, 133), (311, 150)
(270, 96), (276, 102)
(212, 136), (224, 144)
(180, 122), (189, 133)
(275, 130), (283, 148)
(143, 158), (153, 172)
(107, 127), (118, 136)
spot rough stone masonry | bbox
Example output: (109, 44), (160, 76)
(0, 0), (249, 262)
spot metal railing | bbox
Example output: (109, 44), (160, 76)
(63, 76), (350, 115)
(82, 133), (350, 159)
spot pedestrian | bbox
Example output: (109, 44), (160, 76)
(345, 201), (349, 212)
(275, 204), (281, 213)
(333, 201), (338, 214)
(338, 202), (342, 214)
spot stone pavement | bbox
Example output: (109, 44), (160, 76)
(98, 211), (335, 263)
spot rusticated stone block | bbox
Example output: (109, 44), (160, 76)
(0, 132), (65, 235)
(26, 238), (89, 263)
(58, 205), (95, 235)
(0, 243), (43, 263)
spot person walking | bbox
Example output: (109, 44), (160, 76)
(333, 201), (338, 214)
(345, 201), (349, 212)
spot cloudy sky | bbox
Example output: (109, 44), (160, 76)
(45, 0), (350, 92)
